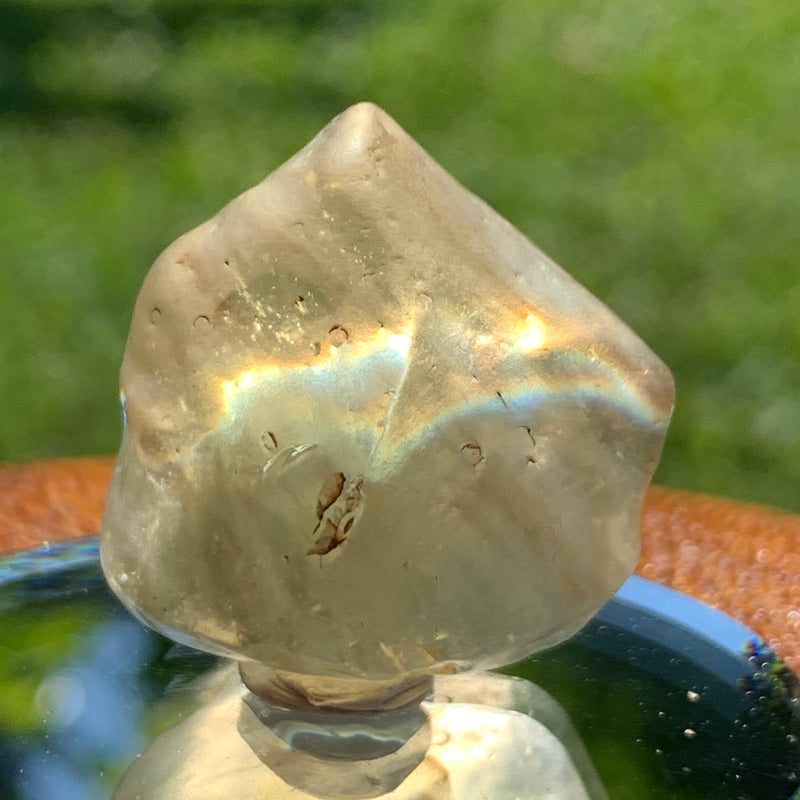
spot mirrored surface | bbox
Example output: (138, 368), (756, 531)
(1, 538), (798, 800)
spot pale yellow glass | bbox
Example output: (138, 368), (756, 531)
(102, 103), (673, 799)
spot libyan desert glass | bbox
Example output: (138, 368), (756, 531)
(100, 103), (674, 681)
(99, 103), (674, 798)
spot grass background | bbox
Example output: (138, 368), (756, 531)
(1, 0), (798, 512)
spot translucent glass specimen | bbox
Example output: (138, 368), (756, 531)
(100, 102), (674, 680)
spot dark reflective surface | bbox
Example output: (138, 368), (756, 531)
(1, 538), (798, 800)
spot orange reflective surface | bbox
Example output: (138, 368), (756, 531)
(0, 457), (115, 551)
(640, 486), (800, 672)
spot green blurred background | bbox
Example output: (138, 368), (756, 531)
(0, 0), (798, 511)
